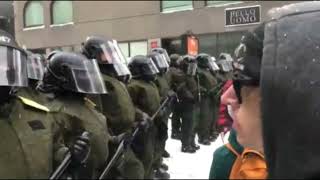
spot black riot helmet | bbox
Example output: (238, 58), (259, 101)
(180, 55), (197, 76)
(0, 29), (28, 87)
(217, 53), (233, 73)
(39, 52), (107, 94)
(25, 50), (45, 81)
(151, 47), (171, 65)
(169, 54), (182, 68)
(128, 55), (159, 82)
(148, 51), (169, 75)
(81, 36), (131, 83)
(196, 53), (220, 72)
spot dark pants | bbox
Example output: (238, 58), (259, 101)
(180, 102), (196, 146)
(171, 99), (182, 134)
(209, 101), (219, 137)
(132, 125), (156, 179)
(197, 97), (212, 140)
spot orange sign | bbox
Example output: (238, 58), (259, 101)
(151, 41), (158, 49)
(187, 36), (198, 56)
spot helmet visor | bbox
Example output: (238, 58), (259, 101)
(152, 53), (169, 72)
(187, 62), (198, 76)
(99, 40), (131, 77)
(144, 57), (159, 75)
(71, 59), (107, 94)
(0, 46), (28, 87)
(27, 54), (45, 81)
(208, 57), (220, 71)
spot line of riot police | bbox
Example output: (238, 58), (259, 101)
(0, 26), (233, 179)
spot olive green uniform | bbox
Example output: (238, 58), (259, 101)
(51, 95), (109, 179)
(196, 68), (218, 141)
(176, 75), (198, 147)
(0, 89), (69, 178)
(127, 79), (161, 179)
(166, 67), (185, 136)
(153, 75), (170, 169)
(99, 74), (144, 179)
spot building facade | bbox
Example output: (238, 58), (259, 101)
(13, 1), (299, 57)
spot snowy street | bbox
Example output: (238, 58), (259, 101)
(164, 119), (230, 179)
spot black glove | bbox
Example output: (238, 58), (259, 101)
(139, 112), (152, 131)
(110, 132), (127, 144)
(167, 90), (177, 99)
(70, 131), (91, 165)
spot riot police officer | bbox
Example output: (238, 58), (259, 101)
(168, 54), (185, 140)
(37, 52), (109, 179)
(149, 49), (175, 175)
(177, 55), (199, 153)
(0, 29), (88, 179)
(127, 55), (166, 179)
(81, 36), (144, 179)
(195, 53), (220, 145)
(216, 53), (233, 84)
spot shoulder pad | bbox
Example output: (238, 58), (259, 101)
(17, 96), (51, 112)
(84, 97), (96, 109)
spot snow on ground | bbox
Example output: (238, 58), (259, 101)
(164, 119), (230, 179)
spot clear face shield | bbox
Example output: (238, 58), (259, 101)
(70, 59), (107, 94)
(152, 53), (169, 73)
(27, 54), (45, 81)
(145, 57), (160, 75)
(161, 50), (171, 65)
(187, 62), (198, 76)
(99, 40), (131, 77)
(208, 57), (220, 72)
(0, 46), (28, 87)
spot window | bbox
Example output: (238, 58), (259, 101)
(51, 1), (73, 25)
(206, 1), (242, 7)
(129, 41), (148, 57)
(24, 1), (44, 27)
(119, 42), (129, 59)
(161, 1), (193, 13)
(198, 31), (245, 57)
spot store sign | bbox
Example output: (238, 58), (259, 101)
(225, 5), (260, 27)
(151, 41), (158, 49)
(148, 38), (161, 51)
(187, 36), (198, 56)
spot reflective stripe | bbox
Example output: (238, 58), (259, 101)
(17, 96), (50, 112)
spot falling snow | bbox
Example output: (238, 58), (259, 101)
(163, 119), (230, 179)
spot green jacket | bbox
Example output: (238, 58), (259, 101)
(197, 68), (218, 97)
(127, 79), (161, 118)
(100, 74), (136, 135)
(52, 95), (109, 179)
(0, 90), (66, 178)
(176, 74), (198, 104)
(155, 74), (170, 101)
(166, 67), (185, 92)
(209, 129), (244, 179)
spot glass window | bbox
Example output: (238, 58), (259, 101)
(129, 41), (148, 57)
(119, 42), (129, 59)
(51, 1), (73, 24)
(199, 34), (218, 57)
(206, 1), (242, 7)
(24, 1), (44, 27)
(161, 1), (193, 13)
(217, 31), (245, 56)
(198, 31), (245, 57)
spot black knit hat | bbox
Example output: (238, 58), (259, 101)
(233, 23), (265, 85)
